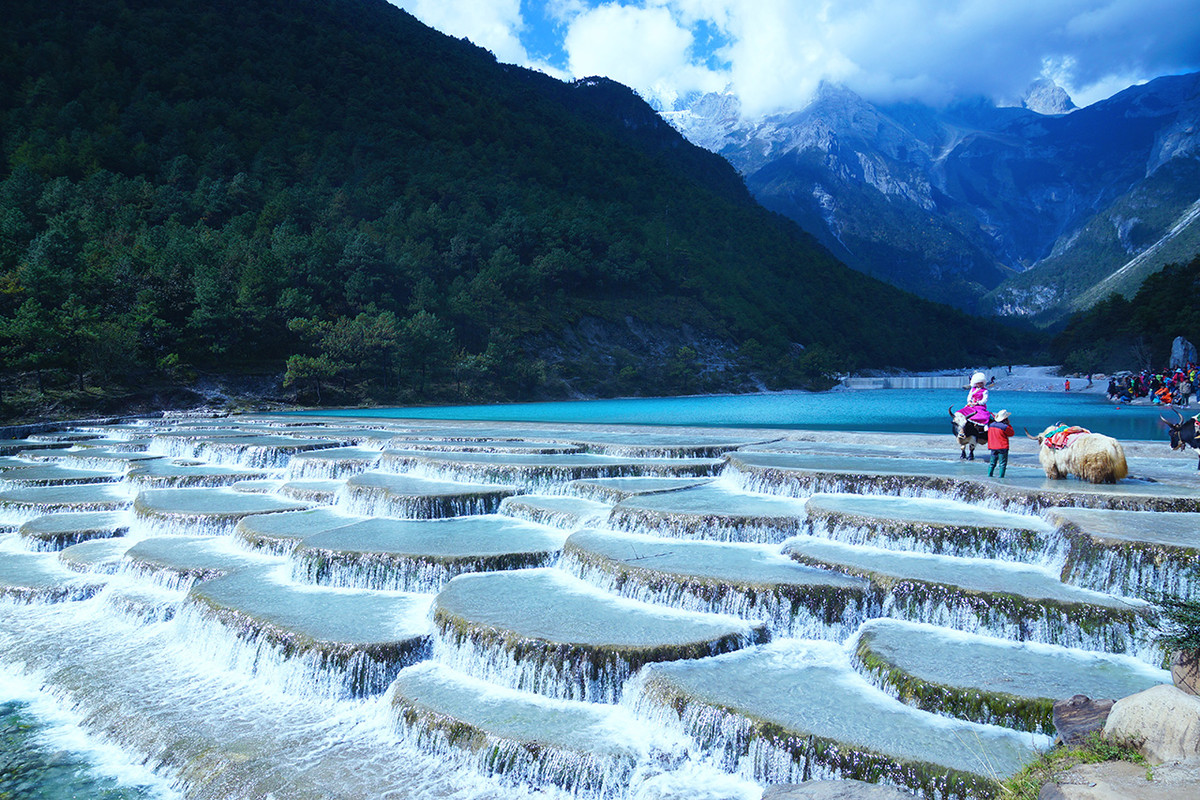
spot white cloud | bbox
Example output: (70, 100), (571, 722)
(389, 0), (574, 78)
(394, 0), (1200, 118)
(561, 3), (725, 108)
(388, 0), (529, 64)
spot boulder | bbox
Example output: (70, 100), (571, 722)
(1170, 650), (1200, 696)
(1103, 684), (1200, 764)
(1053, 694), (1116, 746)
(763, 780), (918, 799)
(1170, 337), (1197, 369)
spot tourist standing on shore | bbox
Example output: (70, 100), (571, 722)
(987, 410), (1014, 478)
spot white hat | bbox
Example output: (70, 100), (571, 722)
(970, 372), (986, 385)
(995, 409), (1010, 421)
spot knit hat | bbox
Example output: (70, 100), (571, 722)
(994, 409), (1010, 422)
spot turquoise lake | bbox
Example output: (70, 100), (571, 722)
(289, 389), (1179, 442)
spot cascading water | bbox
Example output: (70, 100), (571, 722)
(1, 414), (1195, 800)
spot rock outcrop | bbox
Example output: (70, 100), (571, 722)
(1053, 695), (1116, 746)
(1103, 684), (1200, 764)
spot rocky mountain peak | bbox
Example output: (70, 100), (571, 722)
(1022, 78), (1077, 115)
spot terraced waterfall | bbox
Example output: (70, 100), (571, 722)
(1, 416), (1195, 799)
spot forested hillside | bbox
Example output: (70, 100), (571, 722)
(1051, 255), (1200, 372)
(0, 0), (1032, 419)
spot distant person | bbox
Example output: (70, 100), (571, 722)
(1180, 378), (1193, 407)
(1064, 378), (1070, 392)
(957, 372), (989, 424)
(1007, 365), (1012, 375)
(987, 409), (1014, 478)
(988, 375), (995, 386)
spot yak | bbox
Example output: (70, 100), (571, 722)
(949, 407), (987, 460)
(1161, 407), (1200, 469)
(1025, 424), (1128, 484)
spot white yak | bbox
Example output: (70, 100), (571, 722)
(1025, 424), (1128, 484)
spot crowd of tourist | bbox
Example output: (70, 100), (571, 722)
(1106, 366), (1197, 405)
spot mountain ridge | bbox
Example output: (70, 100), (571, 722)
(666, 73), (1200, 321)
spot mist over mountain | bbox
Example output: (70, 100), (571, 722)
(666, 73), (1200, 323)
(0, 0), (1029, 420)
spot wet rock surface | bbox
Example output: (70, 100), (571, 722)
(1053, 695), (1117, 745)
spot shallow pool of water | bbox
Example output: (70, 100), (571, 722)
(284, 389), (1174, 441)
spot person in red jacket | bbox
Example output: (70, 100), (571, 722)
(987, 409), (1014, 477)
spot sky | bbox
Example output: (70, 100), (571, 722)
(387, 0), (1200, 118)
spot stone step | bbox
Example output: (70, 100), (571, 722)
(0, 464), (123, 487)
(123, 536), (281, 589)
(804, 492), (1056, 563)
(783, 536), (1155, 659)
(390, 662), (650, 796)
(382, 437), (583, 454)
(432, 567), (767, 703)
(102, 582), (187, 624)
(726, 451), (1200, 513)
(0, 483), (131, 520)
(231, 479), (283, 494)
(853, 619), (1170, 735)
(498, 494), (613, 529)
(58, 538), (134, 573)
(341, 472), (520, 518)
(568, 476), (712, 503)
(379, 450), (722, 490)
(292, 514), (567, 592)
(562, 527), (872, 638)
(634, 639), (1046, 798)
(0, 440), (73, 457)
(609, 483), (810, 543)
(43, 448), (161, 469)
(133, 488), (309, 535)
(126, 459), (268, 488)
(278, 479), (343, 504)
(559, 432), (775, 458)
(233, 507), (362, 554)
(187, 567), (432, 698)
(1047, 507), (1200, 601)
(152, 433), (349, 468)
(0, 550), (107, 602)
(18, 510), (131, 551)
(284, 446), (382, 479)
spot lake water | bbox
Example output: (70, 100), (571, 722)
(293, 389), (1178, 442)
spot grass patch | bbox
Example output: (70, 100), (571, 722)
(999, 733), (1146, 800)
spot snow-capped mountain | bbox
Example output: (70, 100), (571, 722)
(665, 73), (1200, 322)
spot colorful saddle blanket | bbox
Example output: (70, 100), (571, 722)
(1044, 425), (1089, 449)
(958, 405), (990, 425)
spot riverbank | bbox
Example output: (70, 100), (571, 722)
(847, 365), (1111, 395)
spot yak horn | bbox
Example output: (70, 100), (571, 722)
(1024, 427), (1039, 440)
(1171, 406), (1185, 423)
(948, 406), (955, 417)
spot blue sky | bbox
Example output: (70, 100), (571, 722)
(388, 0), (1200, 117)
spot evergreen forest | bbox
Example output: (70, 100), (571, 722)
(0, 0), (1034, 421)
(1052, 255), (1200, 373)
